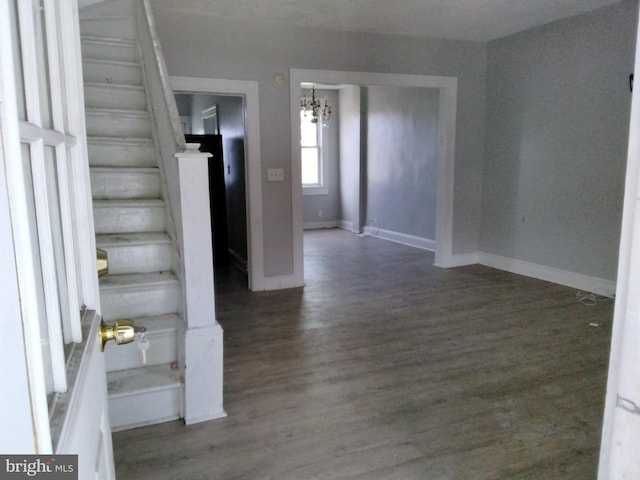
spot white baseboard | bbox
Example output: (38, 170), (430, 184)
(360, 232), (616, 295)
(363, 226), (435, 251)
(478, 252), (616, 297)
(184, 410), (227, 426)
(436, 252), (479, 268)
(303, 221), (339, 230)
(261, 274), (304, 291)
(338, 220), (354, 231)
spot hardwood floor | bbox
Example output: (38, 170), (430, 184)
(113, 229), (613, 479)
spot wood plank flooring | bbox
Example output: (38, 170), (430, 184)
(113, 229), (614, 479)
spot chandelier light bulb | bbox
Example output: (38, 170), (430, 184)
(301, 86), (331, 124)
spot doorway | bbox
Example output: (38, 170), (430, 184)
(176, 93), (248, 278)
(299, 84), (441, 246)
(290, 69), (458, 287)
(171, 76), (265, 291)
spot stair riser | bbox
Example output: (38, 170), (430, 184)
(105, 329), (178, 372)
(87, 141), (156, 168)
(83, 61), (142, 86)
(109, 385), (182, 432)
(80, 18), (137, 41)
(84, 84), (147, 110)
(86, 112), (151, 138)
(97, 243), (172, 275)
(100, 284), (179, 321)
(90, 170), (161, 200)
(82, 41), (137, 63)
(93, 204), (165, 234)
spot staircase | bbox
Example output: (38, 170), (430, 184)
(80, 3), (183, 431)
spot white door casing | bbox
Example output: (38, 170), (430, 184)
(170, 76), (265, 291)
(0, 0), (115, 478)
(289, 69), (458, 288)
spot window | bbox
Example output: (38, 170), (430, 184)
(301, 110), (320, 185)
(300, 110), (328, 195)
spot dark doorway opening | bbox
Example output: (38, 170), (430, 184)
(185, 134), (229, 267)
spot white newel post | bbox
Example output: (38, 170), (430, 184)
(175, 144), (226, 424)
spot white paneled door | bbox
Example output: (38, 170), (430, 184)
(598, 4), (640, 478)
(0, 0), (115, 478)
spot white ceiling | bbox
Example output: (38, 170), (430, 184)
(155, 0), (622, 42)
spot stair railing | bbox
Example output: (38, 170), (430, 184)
(136, 0), (184, 245)
(135, 0), (225, 424)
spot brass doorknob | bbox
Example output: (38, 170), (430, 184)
(97, 248), (108, 278)
(99, 319), (146, 352)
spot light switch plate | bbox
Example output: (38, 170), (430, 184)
(267, 168), (285, 182)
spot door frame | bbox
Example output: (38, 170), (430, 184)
(170, 76), (265, 291)
(289, 69), (458, 287)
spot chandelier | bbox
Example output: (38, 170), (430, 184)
(301, 86), (331, 124)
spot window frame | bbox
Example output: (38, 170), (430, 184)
(300, 106), (328, 196)
(3, 0), (99, 450)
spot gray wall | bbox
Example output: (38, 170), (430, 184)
(302, 89), (340, 226)
(364, 86), (439, 239)
(481, 0), (637, 281)
(174, 94), (190, 116)
(154, 10), (487, 276)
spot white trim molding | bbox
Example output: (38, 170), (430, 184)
(290, 69), (458, 287)
(170, 76), (265, 291)
(438, 252), (479, 268)
(338, 220), (354, 232)
(263, 274), (305, 291)
(304, 221), (339, 230)
(478, 252), (616, 297)
(362, 226), (436, 252)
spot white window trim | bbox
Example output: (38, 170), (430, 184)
(2, 0), (53, 451)
(301, 106), (329, 195)
(19, 0), (68, 394)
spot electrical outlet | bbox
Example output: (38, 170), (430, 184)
(267, 168), (284, 182)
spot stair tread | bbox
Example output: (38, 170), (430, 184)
(90, 166), (159, 173)
(96, 232), (171, 247)
(100, 271), (177, 289)
(93, 198), (164, 207)
(107, 364), (181, 398)
(87, 135), (153, 145)
(83, 57), (140, 69)
(86, 106), (149, 116)
(80, 14), (134, 21)
(81, 35), (136, 47)
(85, 81), (144, 91)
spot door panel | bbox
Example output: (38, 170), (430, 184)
(1, 0), (115, 477)
(55, 311), (115, 479)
